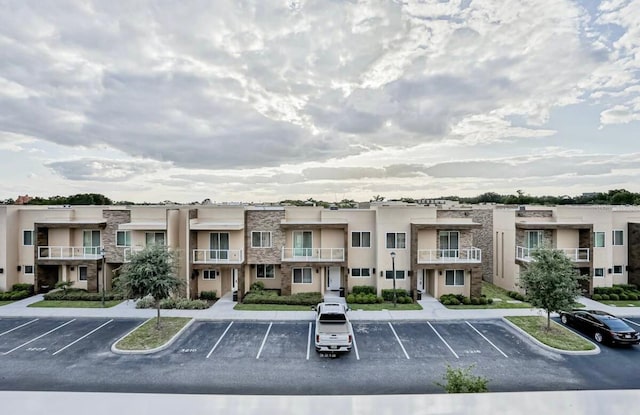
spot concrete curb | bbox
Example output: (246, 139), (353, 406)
(111, 317), (195, 355)
(502, 317), (600, 355)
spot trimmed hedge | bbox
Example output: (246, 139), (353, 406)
(352, 286), (376, 295)
(381, 289), (409, 301)
(44, 289), (122, 301)
(199, 291), (217, 301)
(593, 284), (640, 301)
(136, 297), (209, 309)
(0, 290), (30, 301)
(12, 283), (34, 295)
(242, 291), (322, 306)
(347, 293), (383, 304)
(440, 293), (493, 306)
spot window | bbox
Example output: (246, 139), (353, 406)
(292, 268), (313, 284)
(251, 231), (272, 248)
(613, 230), (624, 246)
(445, 269), (465, 286)
(24, 265), (34, 274)
(116, 230), (131, 247)
(83, 230), (101, 247)
(203, 269), (218, 280)
(145, 232), (165, 246)
(78, 266), (88, 281)
(439, 231), (459, 257)
(256, 264), (275, 279)
(525, 230), (543, 249)
(386, 232), (406, 249)
(293, 231), (313, 256)
(385, 270), (405, 280)
(22, 230), (34, 246)
(210, 232), (230, 260)
(351, 231), (371, 248)
(594, 268), (604, 278)
(351, 268), (371, 278)
(613, 265), (623, 275)
(594, 232), (605, 248)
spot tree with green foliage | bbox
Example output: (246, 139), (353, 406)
(435, 364), (489, 393)
(118, 244), (184, 329)
(518, 248), (586, 330)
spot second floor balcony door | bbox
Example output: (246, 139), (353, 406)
(439, 231), (459, 258)
(83, 230), (101, 256)
(526, 230), (543, 250)
(293, 231), (312, 258)
(210, 232), (229, 261)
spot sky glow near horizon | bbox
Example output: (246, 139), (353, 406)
(0, 0), (639, 203)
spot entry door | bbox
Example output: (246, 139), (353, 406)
(232, 269), (238, 291)
(417, 270), (425, 292)
(293, 231), (312, 257)
(328, 267), (341, 290)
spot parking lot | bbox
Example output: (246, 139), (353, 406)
(2, 316), (640, 395)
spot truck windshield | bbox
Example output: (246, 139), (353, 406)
(319, 314), (346, 322)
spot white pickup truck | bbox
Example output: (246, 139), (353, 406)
(314, 302), (353, 353)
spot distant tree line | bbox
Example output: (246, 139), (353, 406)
(1, 189), (639, 206)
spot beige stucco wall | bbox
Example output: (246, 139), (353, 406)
(492, 208), (518, 292)
(436, 270), (471, 297)
(290, 267), (322, 294)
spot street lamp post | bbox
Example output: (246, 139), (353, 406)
(101, 247), (106, 308)
(390, 251), (396, 308)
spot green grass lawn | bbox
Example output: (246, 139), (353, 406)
(442, 282), (532, 309)
(234, 303), (313, 311)
(0, 301), (13, 307)
(115, 317), (191, 351)
(348, 302), (423, 311)
(506, 316), (596, 351)
(28, 300), (123, 308)
(598, 300), (640, 307)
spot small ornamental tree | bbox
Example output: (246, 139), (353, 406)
(119, 244), (184, 329)
(519, 248), (586, 330)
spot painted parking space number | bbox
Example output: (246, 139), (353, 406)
(181, 348), (197, 353)
(26, 347), (47, 352)
(463, 350), (481, 354)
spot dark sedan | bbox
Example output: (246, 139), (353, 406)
(559, 309), (640, 345)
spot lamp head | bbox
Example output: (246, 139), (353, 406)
(390, 251), (396, 258)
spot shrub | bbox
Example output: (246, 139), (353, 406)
(478, 297), (488, 305)
(250, 281), (265, 291)
(199, 291), (217, 301)
(591, 294), (602, 301)
(600, 294), (610, 300)
(175, 299), (209, 309)
(435, 364), (489, 393)
(462, 297), (471, 305)
(381, 289), (409, 301)
(12, 283), (34, 295)
(346, 294), (355, 303)
(470, 297), (480, 305)
(54, 281), (74, 291)
(352, 286), (376, 295)
(242, 291), (322, 306)
(0, 290), (30, 301)
(136, 296), (155, 309)
(628, 294), (638, 301)
(619, 294), (629, 301)
(159, 298), (177, 309)
(609, 293), (620, 301)
(612, 287), (624, 295)
(43, 290), (122, 301)
(442, 299), (451, 305)
(449, 298), (460, 306)
(487, 298), (494, 304)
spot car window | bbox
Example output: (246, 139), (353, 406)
(605, 319), (632, 331)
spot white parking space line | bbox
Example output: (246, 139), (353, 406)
(388, 322), (410, 360)
(256, 322), (273, 359)
(623, 318), (640, 328)
(427, 322), (459, 359)
(2, 319), (76, 355)
(52, 319), (113, 356)
(465, 321), (508, 358)
(0, 319), (38, 338)
(206, 321), (234, 359)
(306, 322), (312, 360)
(351, 328), (360, 360)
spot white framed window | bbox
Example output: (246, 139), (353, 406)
(594, 268), (604, 278)
(351, 268), (371, 278)
(22, 230), (34, 246)
(613, 230), (624, 246)
(251, 231), (272, 248)
(256, 264), (275, 279)
(203, 269), (218, 280)
(292, 267), (313, 284)
(594, 232), (605, 248)
(78, 266), (88, 281)
(445, 269), (465, 286)
(525, 230), (544, 249)
(145, 232), (166, 246)
(385, 270), (405, 280)
(613, 265), (623, 275)
(439, 231), (459, 258)
(116, 230), (131, 247)
(24, 265), (34, 274)
(351, 231), (371, 248)
(386, 232), (406, 249)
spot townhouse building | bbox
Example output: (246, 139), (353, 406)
(1, 202), (639, 301)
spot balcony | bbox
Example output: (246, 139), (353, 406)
(417, 248), (482, 264)
(281, 247), (345, 262)
(192, 249), (244, 264)
(516, 246), (590, 263)
(38, 246), (103, 260)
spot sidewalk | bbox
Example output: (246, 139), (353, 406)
(1, 293), (639, 321)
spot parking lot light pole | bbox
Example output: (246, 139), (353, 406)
(391, 251), (396, 308)
(101, 247), (106, 308)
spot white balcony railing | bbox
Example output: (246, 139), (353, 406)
(38, 246), (103, 260)
(516, 246), (590, 262)
(192, 249), (243, 264)
(417, 248), (482, 264)
(281, 247), (345, 262)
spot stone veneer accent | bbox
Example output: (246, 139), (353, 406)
(102, 210), (131, 264)
(516, 209), (553, 218)
(245, 209), (286, 294)
(628, 223), (640, 288)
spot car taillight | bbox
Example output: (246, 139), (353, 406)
(316, 335), (320, 343)
(348, 335), (352, 344)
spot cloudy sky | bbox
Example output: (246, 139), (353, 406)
(0, 0), (639, 203)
